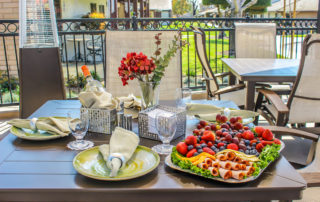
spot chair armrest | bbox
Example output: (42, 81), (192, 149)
(263, 126), (319, 141)
(215, 72), (230, 78)
(214, 84), (245, 95)
(257, 89), (289, 113)
(201, 75), (214, 81)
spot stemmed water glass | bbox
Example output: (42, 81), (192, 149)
(152, 112), (177, 155)
(175, 87), (192, 109)
(67, 109), (93, 150)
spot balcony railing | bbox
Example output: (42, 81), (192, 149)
(0, 17), (317, 106)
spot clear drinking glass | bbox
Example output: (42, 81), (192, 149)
(175, 87), (192, 109)
(67, 109), (93, 150)
(152, 112), (177, 155)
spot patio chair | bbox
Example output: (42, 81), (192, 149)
(105, 30), (181, 100)
(86, 35), (103, 63)
(235, 23), (292, 94)
(191, 26), (258, 107)
(255, 34), (320, 130)
(264, 126), (320, 187)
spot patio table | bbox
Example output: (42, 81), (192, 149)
(0, 100), (306, 202)
(221, 58), (300, 110)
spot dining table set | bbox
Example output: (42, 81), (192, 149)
(0, 92), (307, 202)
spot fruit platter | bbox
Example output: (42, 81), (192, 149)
(165, 114), (284, 183)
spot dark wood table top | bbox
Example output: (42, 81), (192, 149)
(222, 58), (299, 82)
(0, 100), (306, 202)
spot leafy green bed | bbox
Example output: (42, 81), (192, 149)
(171, 143), (281, 181)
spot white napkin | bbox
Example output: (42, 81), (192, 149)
(98, 127), (139, 177)
(78, 91), (119, 110)
(186, 103), (259, 121)
(116, 94), (141, 118)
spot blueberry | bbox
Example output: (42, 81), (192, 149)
(250, 150), (255, 155)
(252, 143), (256, 147)
(245, 150), (249, 154)
(220, 146), (225, 150)
(247, 146), (251, 150)
(256, 153), (260, 157)
(215, 140), (221, 144)
(223, 141), (228, 144)
(201, 143), (207, 148)
(197, 149), (203, 153)
(187, 145), (194, 150)
(227, 121), (231, 125)
(252, 149), (257, 154)
(211, 146), (216, 150)
(222, 128), (227, 132)
(193, 152), (199, 156)
(196, 145), (201, 150)
(239, 149), (244, 153)
(245, 140), (250, 145)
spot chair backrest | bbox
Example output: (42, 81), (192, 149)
(235, 23), (277, 58)
(287, 34), (320, 123)
(105, 31), (181, 100)
(19, 48), (66, 118)
(191, 26), (219, 94)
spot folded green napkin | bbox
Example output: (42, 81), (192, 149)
(99, 127), (139, 177)
(8, 117), (72, 136)
(186, 103), (259, 122)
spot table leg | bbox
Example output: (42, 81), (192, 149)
(245, 81), (256, 110)
(229, 72), (236, 85)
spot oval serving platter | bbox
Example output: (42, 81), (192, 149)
(73, 145), (160, 181)
(165, 141), (285, 184)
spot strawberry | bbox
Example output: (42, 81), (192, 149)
(199, 120), (207, 127)
(176, 142), (188, 156)
(262, 129), (274, 141)
(185, 135), (197, 145)
(227, 143), (239, 151)
(201, 131), (215, 142)
(243, 130), (254, 140)
(220, 115), (228, 123)
(273, 138), (281, 145)
(186, 148), (197, 158)
(254, 126), (265, 137)
(203, 147), (215, 155)
(256, 143), (264, 152)
(217, 142), (225, 148)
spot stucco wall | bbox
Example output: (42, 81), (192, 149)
(60, 0), (107, 18)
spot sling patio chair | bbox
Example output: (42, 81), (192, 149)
(191, 26), (265, 107)
(235, 23), (292, 95)
(255, 34), (320, 131)
(105, 30), (181, 100)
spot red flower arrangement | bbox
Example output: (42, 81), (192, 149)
(118, 52), (156, 86)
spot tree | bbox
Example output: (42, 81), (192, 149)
(172, 0), (191, 17)
(189, 0), (199, 16)
(202, 0), (271, 17)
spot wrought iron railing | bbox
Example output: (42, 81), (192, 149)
(0, 17), (317, 105)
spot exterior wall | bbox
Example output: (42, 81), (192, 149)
(0, 0), (19, 78)
(60, 0), (107, 18)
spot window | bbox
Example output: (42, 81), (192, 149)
(99, 5), (105, 14)
(90, 3), (97, 13)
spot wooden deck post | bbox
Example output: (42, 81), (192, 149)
(317, 0), (320, 33)
(139, 0), (144, 17)
(133, 0), (138, 16)
(109, 0), (118, 18)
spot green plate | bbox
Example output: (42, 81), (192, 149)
(73, 145), (160, 181)
(10, 126), (63, 141)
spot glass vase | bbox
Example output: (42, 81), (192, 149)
(138, 81), (160, 110)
